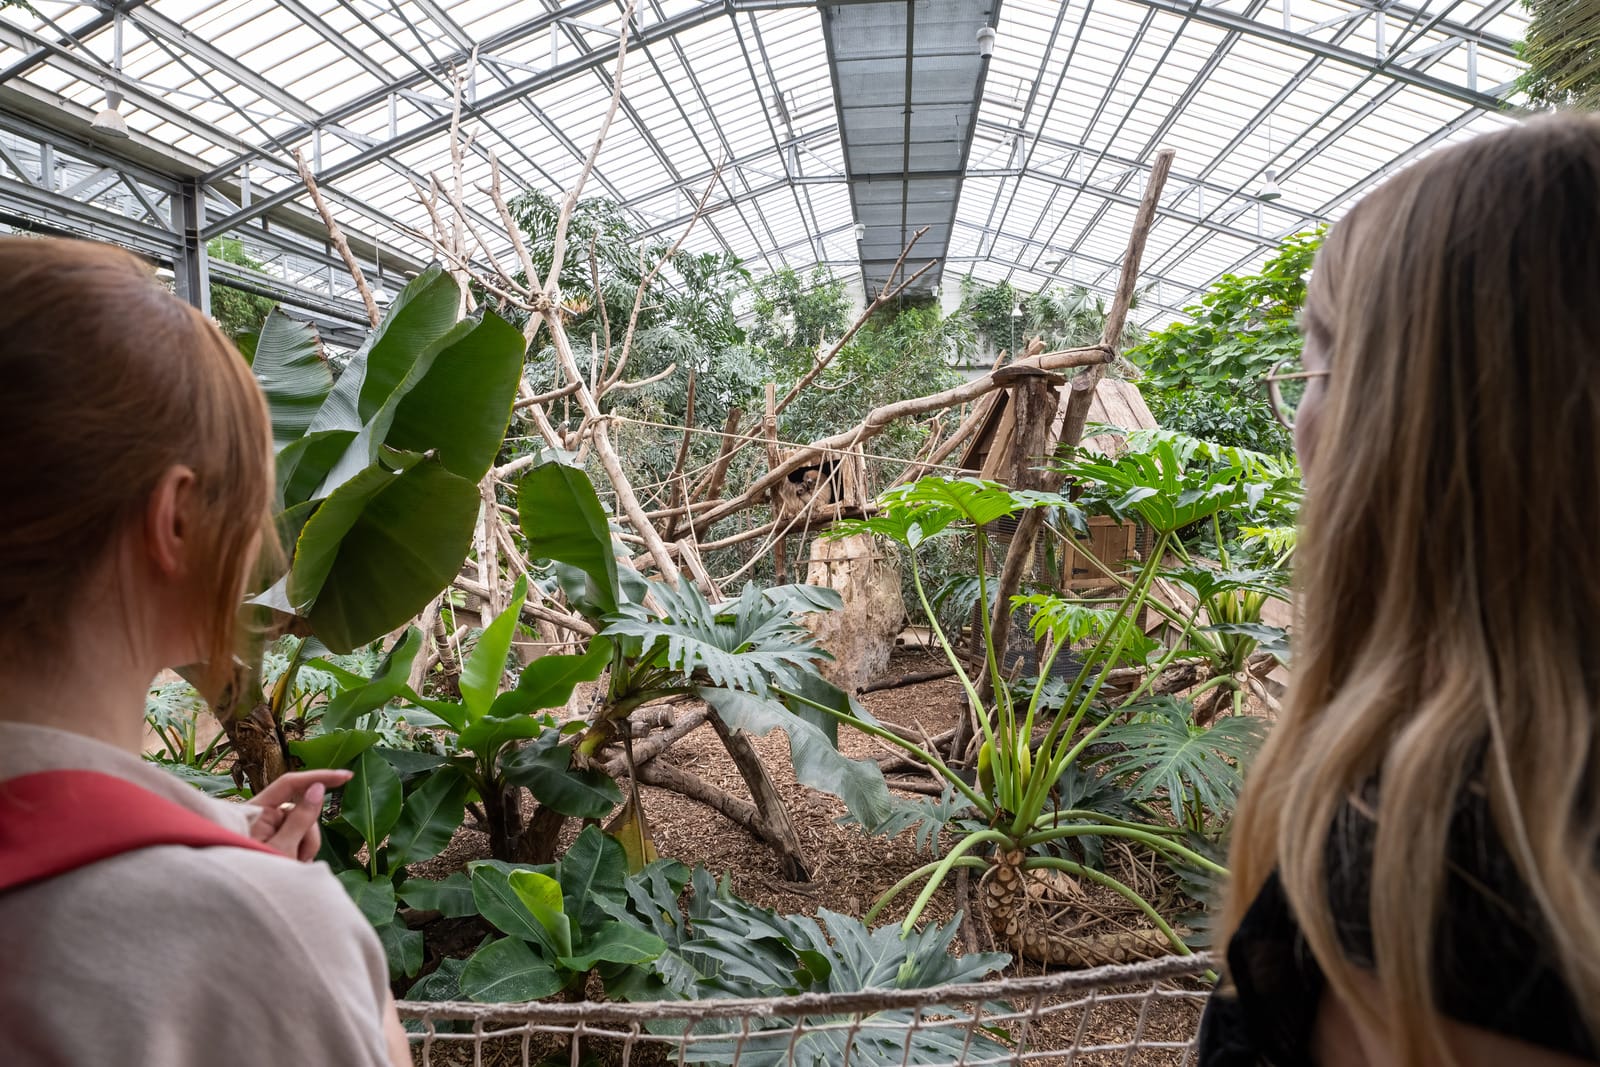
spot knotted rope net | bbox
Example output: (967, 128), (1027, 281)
(398, 952), (1213, 1066)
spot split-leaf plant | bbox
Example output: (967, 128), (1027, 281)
(1068, 429), (1299, 723)
(511, 460), (916, 878)
(619, 865), (1012, 1065)
(222, 267), (525, 790)
(824, 450), (1275, 963)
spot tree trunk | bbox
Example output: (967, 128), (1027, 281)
(706, 711), (812, 881)
(516, 804), (569, 864)
(209, 660), (288, 793)
(221, 700), (288, 793)
(483, 785), (526, 863)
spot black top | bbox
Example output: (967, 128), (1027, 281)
(1198, 784), (1595, 1065)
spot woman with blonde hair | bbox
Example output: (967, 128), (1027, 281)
(1202, 113), (1600, 1066)
(0, 237), (411, 1065)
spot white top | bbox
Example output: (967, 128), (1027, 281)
(0, 721), (394, 1067)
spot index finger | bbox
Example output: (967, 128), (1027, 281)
(251, 769), (353, 808)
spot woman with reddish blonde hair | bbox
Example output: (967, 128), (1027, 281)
(1203, 114), (1600, 1066)
(0, 237), (410, 1065)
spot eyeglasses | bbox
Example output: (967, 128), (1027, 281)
(1262, 359), (1330, 431)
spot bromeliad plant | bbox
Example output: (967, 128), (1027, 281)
(824, 444), (1277, 964)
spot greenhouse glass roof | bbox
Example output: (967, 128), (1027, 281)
(0, 0), (1527, 328)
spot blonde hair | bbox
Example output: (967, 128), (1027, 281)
(1222, 112), (1600, 1064)
(0, 237), (278, 698)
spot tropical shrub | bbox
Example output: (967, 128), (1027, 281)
(1132, 231), (1321, 455)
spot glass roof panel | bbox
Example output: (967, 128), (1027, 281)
(0, 0), (1528, 326)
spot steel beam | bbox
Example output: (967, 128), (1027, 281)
(1122, 0), (1508, 110)
(171, 180), (210, 315)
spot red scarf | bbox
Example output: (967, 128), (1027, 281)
(0, 769), (281, 892)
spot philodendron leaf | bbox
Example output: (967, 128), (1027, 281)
(248, 309), (331, 450)
(460, 937), (565, 1002)
(342, 748), (403, 852)
(319, 627), (423, 731)
(701, 687), (897, 834)
(518, 462), (619, 614)
(500, 733), (622, 819)
(386, 765), (469, 869)
(459, 575), (529, 721)
(489, 637), (613, 718)
(509, 870), (573, 958)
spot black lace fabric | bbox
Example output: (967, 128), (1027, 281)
(1197, 787), (1594, 1065)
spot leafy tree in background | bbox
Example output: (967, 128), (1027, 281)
(207, 237), (276, 339)
(1520, 0), (1600, 108)
(1130, 230), (1322, 455)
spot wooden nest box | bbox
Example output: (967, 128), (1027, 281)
(959, 374), (1158, 591)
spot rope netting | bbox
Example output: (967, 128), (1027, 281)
(398, 953), (1213, 1067)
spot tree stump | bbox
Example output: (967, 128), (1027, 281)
(802, 532), (904, 694)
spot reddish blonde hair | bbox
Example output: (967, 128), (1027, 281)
(0, 237), (277, 696)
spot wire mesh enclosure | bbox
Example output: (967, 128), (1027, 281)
(398, 953), (1213, 1067)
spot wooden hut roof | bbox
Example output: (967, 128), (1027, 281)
(959, 375), (1158, 478)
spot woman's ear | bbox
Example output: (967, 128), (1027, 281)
(143, 464), (198, 580)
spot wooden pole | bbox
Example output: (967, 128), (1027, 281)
(967, 148), (1177, 757)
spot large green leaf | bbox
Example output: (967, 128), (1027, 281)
(304, 459), (481, 653)
(559, 922), (665, 972)
(489, 637), (613, 718)
(509, 870), (572, 957)
(518, 463), (619, 614)
(387, 765), (469, 868)
(375, 919), (425, 980)
(284, 451), (428, 612)
(387, 310), (526, 481)
(342, 748), (404, 852)
(335, 870), (398, 926)
(1092, 697), (1267, 823)
(469, 861), (558, 947)
(459, 937), (565, 1002)
(460, 575), (529, 721)
(639, 874), (1009, 1065)
(314, 319), (481, 497)
(319, 628), (423, 731)
(556, 825), (629, 931)
(456, 712), (549, 756)
(306, 266), (460, 440)
(249, 309), (331, 450)
(397, 872), (476, 918)
(603, 583), (829, 698)
(500, 733), (623, 818)
(274, 430), (356, 509)
(287, 728), (381, 770)
(700, 688), (897, 834)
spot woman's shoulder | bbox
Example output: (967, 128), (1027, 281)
(0, 846), (395, 1066)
